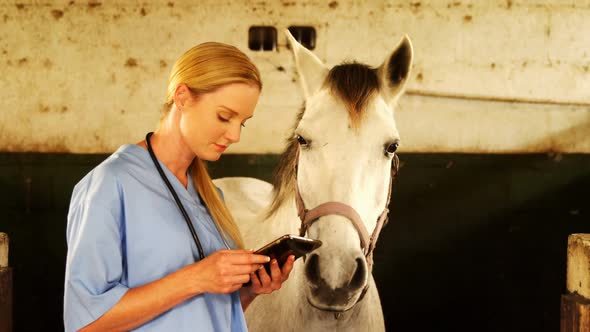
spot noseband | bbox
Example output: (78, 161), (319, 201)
(294, 147), (400, 302)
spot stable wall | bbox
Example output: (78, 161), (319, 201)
(1, 0), (589, 153)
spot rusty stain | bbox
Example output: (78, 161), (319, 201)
(15, 4), (25, 10)
(125, 58), (138, 67)
(490, 62), (496, 69)
(120, 109), (126, 114)
(410, 2), (421, 10)
(282, 1), (295, 6)
(69, 1), (75, 5)
(88, 1), (102, 8)
(111, 73), (116, 83)
(545, 25), (551, 37)
(276, 66), (285, 72)
(167, 2), (174, 7)
(159, 60), (167, 68)
(39, 104), (50, 113)
(522, 61), (527, 68)
(328, 1), (338, 9)
(113, 14), (121, 20)
(416, 73), (423, 82)
(43, 58), (53, 68)
(583, 65), (589, 72)
(2, 50), (6, 55)
(506, 0), (512, 9)
(3, 15), (8, 23)
(61, 106), (68, 113)
(140, 7), (146, 16)
(51, 9), (64, 19)
(18, 58), (28, 66)
(463, 15), (472, 22)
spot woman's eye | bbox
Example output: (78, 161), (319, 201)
(217, 115), (230, 122)
(385, 142), (399, 156)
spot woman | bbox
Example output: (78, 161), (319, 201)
(63, 42), (294, 331)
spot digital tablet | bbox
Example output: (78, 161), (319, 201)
(245, 235), (322, 285)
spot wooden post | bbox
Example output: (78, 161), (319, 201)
(0, 232), (12, 332)
(561, 234), (590, 332)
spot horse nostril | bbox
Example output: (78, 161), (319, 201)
(305, 253), (321, 285)
(349, 257), (367, 289)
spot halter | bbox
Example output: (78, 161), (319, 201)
(293, 146), (399, 303)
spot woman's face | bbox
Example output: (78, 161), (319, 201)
(179, 82), (260, 161)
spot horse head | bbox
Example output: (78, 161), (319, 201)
(272, 30), (413, 312)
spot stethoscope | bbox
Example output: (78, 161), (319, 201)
(145, 132), (230, 261)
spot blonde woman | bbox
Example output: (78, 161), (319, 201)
(63, 42), (294, 331)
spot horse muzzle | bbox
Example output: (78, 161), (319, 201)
(303, 252), (368, 312)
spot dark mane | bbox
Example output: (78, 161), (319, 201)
(266, 63), (381, 217)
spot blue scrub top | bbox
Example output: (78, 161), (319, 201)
(64, 144), (248, 332)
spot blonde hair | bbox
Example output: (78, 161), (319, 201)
(165, 42), (262, 249)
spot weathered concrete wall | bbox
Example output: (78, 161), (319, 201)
(1, 0), (589, 153)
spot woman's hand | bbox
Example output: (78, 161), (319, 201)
(187, 249), (270, 295)
(240, 255), (295, 310)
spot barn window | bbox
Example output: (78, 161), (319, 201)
(248, 26), (277, 51)
(288, 26), (316, 50)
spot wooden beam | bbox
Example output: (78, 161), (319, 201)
(561, 234), (590, 332)
(0, 232), (12, 332)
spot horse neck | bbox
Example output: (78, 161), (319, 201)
(263, 191), (301, 235)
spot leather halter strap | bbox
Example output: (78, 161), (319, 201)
(294, 148), (399, 272)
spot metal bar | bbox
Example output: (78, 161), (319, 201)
(406, 89), (590, 107)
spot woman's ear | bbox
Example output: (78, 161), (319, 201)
(173, 84), (191, 110)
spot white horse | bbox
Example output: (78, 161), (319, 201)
(214, 31), (413, 331)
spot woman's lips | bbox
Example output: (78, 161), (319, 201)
(214, 144), (227, 151)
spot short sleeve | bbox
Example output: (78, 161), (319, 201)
(63, 171), (129, 332)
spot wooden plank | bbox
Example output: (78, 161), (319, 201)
(561, 234), (590, 332)
(561, 293), (590, 332)
(567, 234), (590, 298)
(0, 233), (7, 268)
(0, 233), (11, 332)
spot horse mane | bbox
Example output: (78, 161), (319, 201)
(266, 62), (381, 217)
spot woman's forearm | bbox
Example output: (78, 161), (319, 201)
(79, 264), (200, 332)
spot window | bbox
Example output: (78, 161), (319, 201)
(287, 26), (316, 50)
(248, 26), (277, 51)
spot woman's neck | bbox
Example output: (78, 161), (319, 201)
(139, 108), (194, 187)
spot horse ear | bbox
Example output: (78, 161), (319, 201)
(378, 35), (413, 105)
(285, 29), (328, 99)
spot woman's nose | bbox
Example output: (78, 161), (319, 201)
(225, 122), (241, 143)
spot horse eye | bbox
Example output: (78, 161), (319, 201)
(385, 142), (399, 155)
(297, 135), (309, 146)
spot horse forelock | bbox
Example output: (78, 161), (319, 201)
(324, 62), (380, 129)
